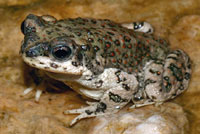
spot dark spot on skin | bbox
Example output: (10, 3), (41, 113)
(154, 60), (164, 65)
(164, 76), (169, 81)
(184, 72), (191, 80)
(133, 96), (144, 101)
(85, 75), (93, 81)
(32, 63), (36, 67)
(151, 96), (156, 100)
(174, 50), (181, 57)
(72, 61), (78, 67)
(127, 44), (132, 49)
(95, 102), (107, 113)
(86, 63), (93, 70)
(122, 53), (129, 58)
(109, 51), (115, 57)
(105, 41), (111, 48)
(115, 70), (121, 76)
(50, 63), (59, 68)
(145, 79), (156, 85)
(88, 38), (94, 42)
(95, 80), (103, 88)
(87, 30), (93, 35)
(81, 44), (90, 51)
(123, 36), (131, 42)
(77, 53), (83, 61)
(179, 84), (184, 90)
(156, 71), (161, 75)
(167, 56), (178, 61)
(117, 59), (122, 64)
(147, 29), (152, 33)
(101, 53), (106, 58)
(123, 78), (127, 81)
(109, 92), (128, 103)
(46, 30), (53, 35)
(39, 62), (44, 64)
(149, 69), (156, 74)
(93, 46), (100, 52)
(114, 39), (120, 46)
(168, 63), (183, 81)
(95, 60), (100, 65)
(115, 70), (122, 83)
(98, 39), (103, 43)
(107, 31), (115, 35)
(85, 110), (93, 115)
(122, 83), (130, 91)
(164, 81), (172, 93)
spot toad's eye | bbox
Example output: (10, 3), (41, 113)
(52, 45), (72, 60)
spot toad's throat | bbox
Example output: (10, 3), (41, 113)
(45, 71), (81, 81)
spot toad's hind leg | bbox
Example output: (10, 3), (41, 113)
(131, 50), (191, 108)
(144, 50), (191, 103)
(162, 50), (191, 99)
(64, 85), (136, 126)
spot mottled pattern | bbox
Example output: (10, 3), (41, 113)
(21, 14), (169, 74)
(20, 14), (191, 126)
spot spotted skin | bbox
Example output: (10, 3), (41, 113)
(20, 14), (192, 126)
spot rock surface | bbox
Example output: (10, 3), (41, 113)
(0, 0), (200, 134)
(88, 103), (188, 134)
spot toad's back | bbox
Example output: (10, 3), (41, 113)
(50, 17), (170, 74)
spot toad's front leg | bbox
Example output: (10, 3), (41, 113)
(22, 69), (46, 102)
(64, 86), (135, 126)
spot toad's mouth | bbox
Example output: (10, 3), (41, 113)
(22, 54), (84, 75)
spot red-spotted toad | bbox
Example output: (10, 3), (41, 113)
(20, 14), (191, 126)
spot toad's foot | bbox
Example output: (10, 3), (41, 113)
(23, 88), (42, 102)
(122, 21), (153, 34)
(64, 102), (110, 126)
(22, 83), (45, 102)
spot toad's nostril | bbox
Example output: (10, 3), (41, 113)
(26, 49), (38, 57)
